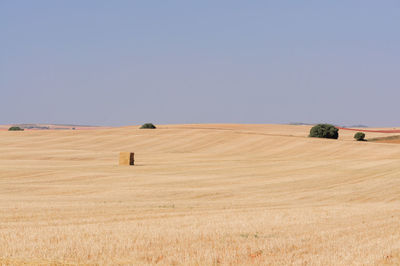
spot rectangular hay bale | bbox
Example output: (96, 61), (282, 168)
(119, 152), (134, 165)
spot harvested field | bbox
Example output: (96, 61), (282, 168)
(0, 124), (400, 265)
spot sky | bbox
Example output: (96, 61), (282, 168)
(1, 1), (399, 127)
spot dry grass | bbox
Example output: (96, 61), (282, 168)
(1, 124), (400, 265)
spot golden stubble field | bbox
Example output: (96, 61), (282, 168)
(0, 124), (400, 265)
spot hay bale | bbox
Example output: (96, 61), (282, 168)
(119, 152), (134, 166)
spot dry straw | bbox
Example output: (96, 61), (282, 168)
(119, 152), (134, 165)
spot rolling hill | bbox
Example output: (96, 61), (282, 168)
(0, 124), (399, 265)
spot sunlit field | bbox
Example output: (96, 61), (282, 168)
(1, 124), (400, 265)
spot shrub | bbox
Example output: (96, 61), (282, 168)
(8, 126), (24, 131)
(140, 123), (156, 129)
(354, 132), (366, 141)
(309, 124), (339, 139)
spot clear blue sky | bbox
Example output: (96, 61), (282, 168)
(1, 1), (399, 126)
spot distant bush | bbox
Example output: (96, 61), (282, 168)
(8, 126), (24, 131)
(309, 124), (339, 139)
(140, 123), (156, 129)
(354, 132), (366, 141)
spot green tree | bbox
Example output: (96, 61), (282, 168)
(140, 123), (156, 129)
(8, 126), (24, 131)
(309, 124), (339, 139)
(354, 132), (366, 141)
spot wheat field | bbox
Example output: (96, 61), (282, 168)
(0, 124), (400, 265)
